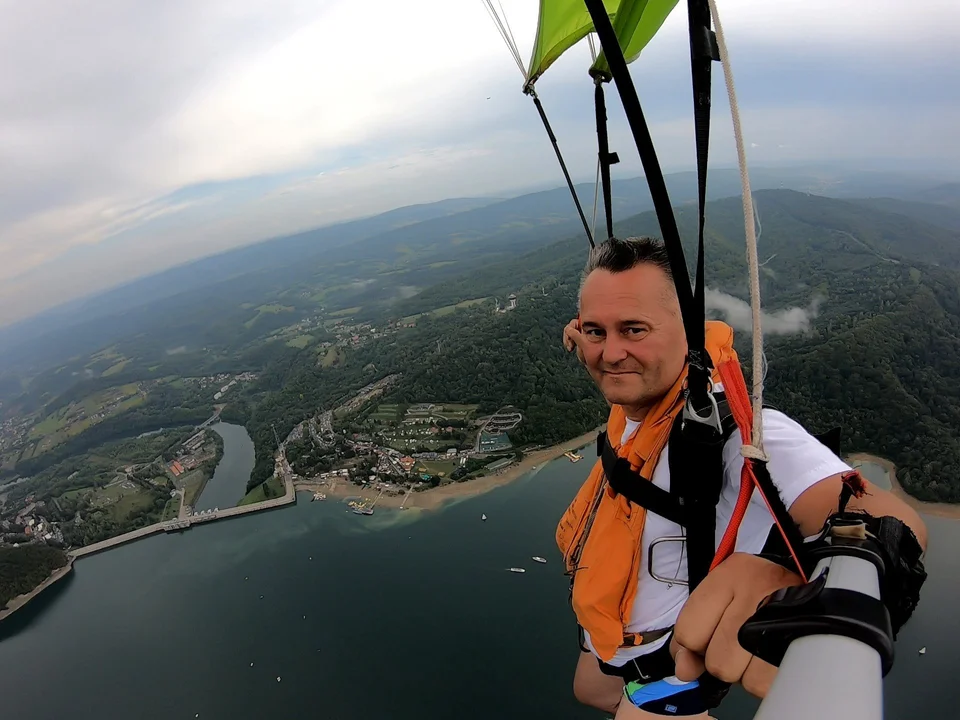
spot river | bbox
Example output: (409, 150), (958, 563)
(194, 422), (255, 512)
(0, 438), (955, 719)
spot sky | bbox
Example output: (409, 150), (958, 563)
(1, 0), (958, 327)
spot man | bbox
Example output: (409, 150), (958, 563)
(560, 236), (927, 719)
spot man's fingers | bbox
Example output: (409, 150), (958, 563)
(672, 570), (735, 656)
(702, 599), (754, 683)
(673, 646), (705, 683)
(563, 320), (582, 351)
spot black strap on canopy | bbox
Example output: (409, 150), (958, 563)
(593, 79), (619, 241)
(528, 90), (595, 248)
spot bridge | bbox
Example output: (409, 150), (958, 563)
(70, 471), (296, 559)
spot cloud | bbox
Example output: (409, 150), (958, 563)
(0, 0), (958, 326)
(706, 289), (822, 336)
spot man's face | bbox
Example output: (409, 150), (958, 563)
(578, 263), (687, 418)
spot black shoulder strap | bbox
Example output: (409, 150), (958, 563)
(669, 393), (736, 590)
(597, 431), (688, 527)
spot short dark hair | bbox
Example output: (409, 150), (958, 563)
(579, 236), (674, 304)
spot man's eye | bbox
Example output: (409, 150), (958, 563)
(585, 329), (604, 338)
(625, 327), (647, 336)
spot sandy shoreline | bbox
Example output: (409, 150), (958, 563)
(295, 427), (602, 512)
(847, 452), (960, 520)
(0, 556), (75, 623)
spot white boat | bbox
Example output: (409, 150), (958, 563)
(919, 647), (927, 655)
(508, 567), (526, 573)
(481, 514), (487, 521)
(532, 556), (547, 564)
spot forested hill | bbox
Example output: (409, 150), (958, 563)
(289, 189), (960, 503)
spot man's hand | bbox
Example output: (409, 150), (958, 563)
(670, 553), (804, 698)
(563, 318), (585, 364)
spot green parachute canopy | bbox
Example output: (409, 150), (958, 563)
(525, 0), (680, 89)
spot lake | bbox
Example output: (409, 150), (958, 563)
(0, 436), (955, 719)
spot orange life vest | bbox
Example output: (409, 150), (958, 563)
(555, 320), (739, 662)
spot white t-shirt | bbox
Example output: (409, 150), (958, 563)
(582, 406), (851, 667)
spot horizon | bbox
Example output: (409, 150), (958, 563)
(2, 161), (957, 333)
(2, 0), (958, 325)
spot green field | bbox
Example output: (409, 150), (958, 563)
(386, 437), (447, 452)
(28, 385), (145, 449)
(403, 403), (477, 420)
(320, 346), (345, 368)
(101, 359), (130, 377)
(400, 298), (490, 324)
(415, 459), (457, 477)
(329, 305), (362, 317)
(286, 334), (313, 349)
(89, 346), (122, 362)
(243, 303), (294, 328)
(180, 469), (208, 507)
(109, 488), (156, 520)
(160, 497), (181, 521)
(238, 476), (285, 505)
(370, 403), (401, 422)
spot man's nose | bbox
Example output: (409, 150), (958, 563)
(601, 334), (628, 365)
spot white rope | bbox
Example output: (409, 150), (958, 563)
(481, 0), (524, 76)
(707, 0), (766, 453)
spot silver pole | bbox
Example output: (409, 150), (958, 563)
(753, 554), (885, 720)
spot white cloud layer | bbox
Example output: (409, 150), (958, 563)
(706, 289), (822, 335)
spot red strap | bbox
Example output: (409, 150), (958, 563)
(710, 359), (808, 582)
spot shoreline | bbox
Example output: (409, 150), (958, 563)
(847, 452), (960, 520)
(296, 427), (602, 512)
(0, 555), (75, 624)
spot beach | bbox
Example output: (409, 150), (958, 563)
(295, 427), (602, 512)
(847, 452), (960, 520)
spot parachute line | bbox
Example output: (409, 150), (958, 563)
(529, 91), (596, 248)
(707, 0), (766, 448)
(482, 0), (524, 75)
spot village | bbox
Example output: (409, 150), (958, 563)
(281, 398), (526, 503)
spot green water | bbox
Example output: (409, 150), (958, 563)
(0, 433), (955, 719)
(196, 423), (255, 511)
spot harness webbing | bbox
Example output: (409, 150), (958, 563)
(687, 0), (720, 382)
(593, 80), (618, 242)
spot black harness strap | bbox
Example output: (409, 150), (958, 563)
(593, 80), (619, 241)
(598, 431), (688, 526)
(670, 394), (736, 590)
(687, 0), (720, 384)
